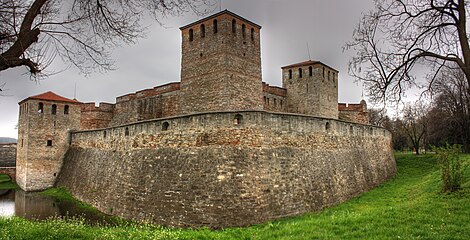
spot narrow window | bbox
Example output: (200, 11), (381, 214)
(289, 69), (292, 79)
(47, 140), (53, 147)
(280, 100), (283, 107)
(323, 67), (325, 78)
(251, 28), (254, 41)
(242, 24), (246, 38)
(234, 114), (243, 125)
(232, 19), (236, 33)
(21, 139), (23, 148)
(64, 105), (69, 115)
(299, 68), (303, 78)
(263, 96), (267, 103)
(189, 29), (194, 42)
(325, 122), (331, 131)
(103, 131), (107, 138)
(309, 66), (313, 76)
(267, 98), (270, 104)
(125, 127), (129, 136)
(350, 126), (354, 135)
(51, 104), (57, 115)
(328, 71), (330, 80)
(162, 122), (169, 131)
(38, 102), (44, 113)
(213, 19), (218, 33)
(274, 98), (277, 106)
(201, 24), (205, 38)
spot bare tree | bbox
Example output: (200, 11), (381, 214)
(0, 0), (214, 80)
(428, 66), (470, 152)
(345, 0), (470, 104)
(402, 103), (428, 154)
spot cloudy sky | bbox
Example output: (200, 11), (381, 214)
(0, 0), (376, 138)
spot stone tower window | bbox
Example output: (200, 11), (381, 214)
(51, 104), (57, 115)
(289, 69), (292, 79)
(309, 66), (313, 76)
(299, 68), (303, 78)
(189, 29), (194, 42)
(213, 19), (218, 33)
(325, 122), (331, 131)
(232, 19), (236, 33)
(328, 71), (330, 80)
(323, 67), (325, 78)
(234, 114), (243, 125)
(162, 122), (169, 131)
(125, 127), (129, 136)
(274, 98), (277, 106)
(280, 100), (283, 107)
(251, 28), (254, 41)
(242, 24), (246, 38)
(47, 140), (53, 147)
(38, 102), (44, 113)
(201, 24), (205, 38)
(64, 105), (69, 115)
(350, 125), (354, 134)
(103, 131), (107, 138)
(263, 96), (266, 104)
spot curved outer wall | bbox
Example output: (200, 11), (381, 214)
(57, 111), (396, 228)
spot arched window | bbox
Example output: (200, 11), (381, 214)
(64, 105), (69, 115)
(251, 28), (254, 41)
(325, 122), (331, 131)
(125, 127), (129, 136)
(289, 69), (292, 79)
(263, 96), (267, 103)
(189, 29), (194, 42)
(323, 67), (325, 78)
(242, 24), (246, 38)
(328, 71), (330, 80)
(234, 114), (243, 125)
(51, 104), (57, 115)
(309, 66), (313, 76)
(201, 24), (205, 38)
(232, 19), (236, 33)
(299, 68), (303, 78)
(103, 131), (107, 138)
(38, 102), (44, 113)
(162, 122), (169, 131)
(47, 140), (53, 146)
(350, 125), (353, 135)
(213, 19), (218, 33)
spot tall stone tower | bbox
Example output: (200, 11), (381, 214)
(17, 92), (81, 191)
(282, 61), (339, 119)
(179, 10), (263, 114)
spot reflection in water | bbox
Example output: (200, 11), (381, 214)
(0, 190), (15, 217)
(0, 189), (117, 225)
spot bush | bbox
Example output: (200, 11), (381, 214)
(433, 144), (464, 192)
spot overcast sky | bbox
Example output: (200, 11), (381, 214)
(0, 0), (376, 138)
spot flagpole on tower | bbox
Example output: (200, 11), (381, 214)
(219, 0), (222, 11)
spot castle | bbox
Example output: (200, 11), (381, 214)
(17, 10), (395, 228)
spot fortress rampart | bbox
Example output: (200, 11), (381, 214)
(57, 111), (396, 228)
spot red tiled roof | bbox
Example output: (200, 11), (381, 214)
(21, 91), (81, 104)
(281, 60), (338, 72)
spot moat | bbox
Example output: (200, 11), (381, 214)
(0, 189), (115, 225)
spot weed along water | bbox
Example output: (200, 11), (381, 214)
(0, 187), (117, 225)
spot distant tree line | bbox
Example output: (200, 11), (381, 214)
(370, 67), (470, 154)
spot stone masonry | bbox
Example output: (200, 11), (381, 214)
(17, 10), (395, 228)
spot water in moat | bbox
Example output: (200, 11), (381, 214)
(0, 189), (117, 225)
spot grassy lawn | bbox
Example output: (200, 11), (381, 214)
(0, 153), (469, 239)
(0, 174), (17, 190)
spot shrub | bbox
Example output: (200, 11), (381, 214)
(433, 144), (464, 192)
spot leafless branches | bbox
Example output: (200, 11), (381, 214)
(345, 0), (470, 105)
(0, 0), (215, 76)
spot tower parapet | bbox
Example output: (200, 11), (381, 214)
(179, 10), (263, 114)
(282, 60), (339, 119)
(17, 92), (82, 191)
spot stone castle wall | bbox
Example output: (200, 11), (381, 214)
(16, 99), (81, 191)
(57, 111), (396, 228)
(0, 144), (16, 167)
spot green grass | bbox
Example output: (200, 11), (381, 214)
(1, 153), (469, 239)
(0, 174), (17, 190)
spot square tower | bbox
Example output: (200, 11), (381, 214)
(282, 61), (339, 119)
(17, 92), (82, 191)
(179, 10), (263, 114)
